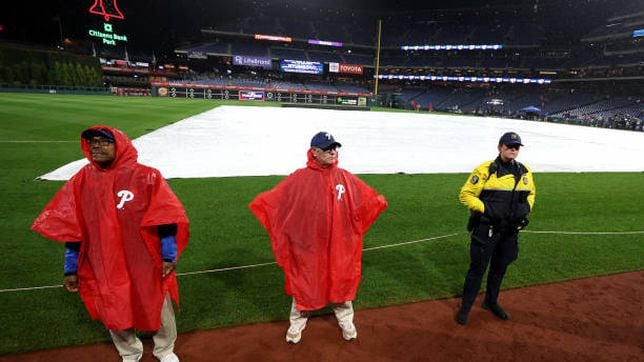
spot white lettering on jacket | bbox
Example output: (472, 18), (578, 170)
(116, 190), (134, 209)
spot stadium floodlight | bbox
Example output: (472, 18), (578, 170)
(400, 44), (503, 51)
(375, 74), (551, 84)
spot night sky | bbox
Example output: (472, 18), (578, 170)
(2, 0), (385, 53)
(1, 0), (639, 57)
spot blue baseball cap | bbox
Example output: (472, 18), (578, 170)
(499, 132), (523, 146)
(82, 128), (115, 142)
(310, 131), (342, 150)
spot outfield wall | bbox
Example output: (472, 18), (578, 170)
(150, 82), (376, 107)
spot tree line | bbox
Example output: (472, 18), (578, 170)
(0, 45), (103, 87)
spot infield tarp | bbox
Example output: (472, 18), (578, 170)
(38, 106), (644, 180)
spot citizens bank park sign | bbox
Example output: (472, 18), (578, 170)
(87, 0), (129, 46)
(329, 62), (364, 75)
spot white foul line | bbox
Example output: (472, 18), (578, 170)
(0, 284), (63, 293)
(1, 229), (642, 293)
(522, 230), (644, 235)
(0, 140), (76, 143)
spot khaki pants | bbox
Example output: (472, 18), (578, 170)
(289, 298), (354, 332)
(109, 294), (177, 361)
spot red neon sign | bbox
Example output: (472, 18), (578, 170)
(89, 0), (125, 21)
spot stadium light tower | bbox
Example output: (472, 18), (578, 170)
(52, 15), (64, 50)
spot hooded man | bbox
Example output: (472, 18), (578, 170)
(250, 131), (387, 344)
(32, 126), (189, 362)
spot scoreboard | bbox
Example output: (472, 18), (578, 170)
(154, 85), (367, 106)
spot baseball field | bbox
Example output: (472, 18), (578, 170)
(0, 93), (642, 357)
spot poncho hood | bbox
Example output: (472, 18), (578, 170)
(81, 125), (137, 170)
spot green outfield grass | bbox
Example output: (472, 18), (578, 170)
(0, 93), (642, 355)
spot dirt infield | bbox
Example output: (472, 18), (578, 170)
(2, 271), (642, 362)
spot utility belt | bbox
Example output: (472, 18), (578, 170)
(467, 212), (529, 233)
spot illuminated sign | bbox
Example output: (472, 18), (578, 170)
(336, 97), (358, 105)
(254, 34), (292, 42)
(308, 39), (343, 47)
(88, 0), (128, 47)
(88, 23), (128, 46)
(187, 50), (208, 59)
(329, 63), (363, 75)
(634, 29), (644, 37)
(239, 90), (265, 101)
(232, 55), (273, 69)
(89, 0), (125, 21)
(280, 60), (324, 75)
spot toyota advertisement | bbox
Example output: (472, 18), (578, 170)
(329, 62), (364, 75)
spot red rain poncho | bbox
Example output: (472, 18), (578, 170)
(32, 126), (189, 331)
(250, 150), (387, 311)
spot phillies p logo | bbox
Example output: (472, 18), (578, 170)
(116, 190), (134, 209)
(335, 184), (345, 200)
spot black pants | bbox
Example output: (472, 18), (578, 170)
(461, 223), (519, 310)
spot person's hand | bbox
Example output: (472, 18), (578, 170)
(162, 261), (176, 278)
(516, 218), (530, 230)
(63, 274), (79, 292)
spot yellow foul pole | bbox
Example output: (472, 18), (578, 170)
(374, 19), (382, 96)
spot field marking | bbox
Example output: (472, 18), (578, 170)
(522, 230), (644, 235)
(175, 232), (465, 277)
(363, 232), (462, 251)
(0, 284), (62, 293)
(0, 140), (76, 143)
(1, 229), (642, 293)
(177, 261), (277, 276)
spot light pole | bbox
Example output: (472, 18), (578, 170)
(52, 16), (64, 50)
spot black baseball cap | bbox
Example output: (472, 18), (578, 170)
(498, 132), (523, 146)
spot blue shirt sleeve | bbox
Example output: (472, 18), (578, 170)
(161, 235), (177, 262)
(64, 242), (80, 275)
(158, 224), (178, 263)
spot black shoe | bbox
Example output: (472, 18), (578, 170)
(455, 306), (470, 325)
(482, 301), (510, 320)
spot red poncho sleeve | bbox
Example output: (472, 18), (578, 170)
(31, 172), (84, 242)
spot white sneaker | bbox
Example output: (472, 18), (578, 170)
(285, 326), (303, 344)
(122, 355), (142, 362)
(159, 352), (180, 362)
(340, 322), (357, 341)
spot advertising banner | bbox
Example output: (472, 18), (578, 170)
(187, 50), (208, 59)
(233, 55), (273, 69)
(329, 62), (363, 75)
(239, 90), (265, 101)
(280, 60), (324, 75)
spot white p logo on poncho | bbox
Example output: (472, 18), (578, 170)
(335, 184), (345, 200)
(116, 190), (134, 209)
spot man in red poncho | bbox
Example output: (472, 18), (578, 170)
(250, 131), (387, 344)
(32, 126), (189, 362)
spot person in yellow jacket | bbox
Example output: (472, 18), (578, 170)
(455, 132), (536, 325)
